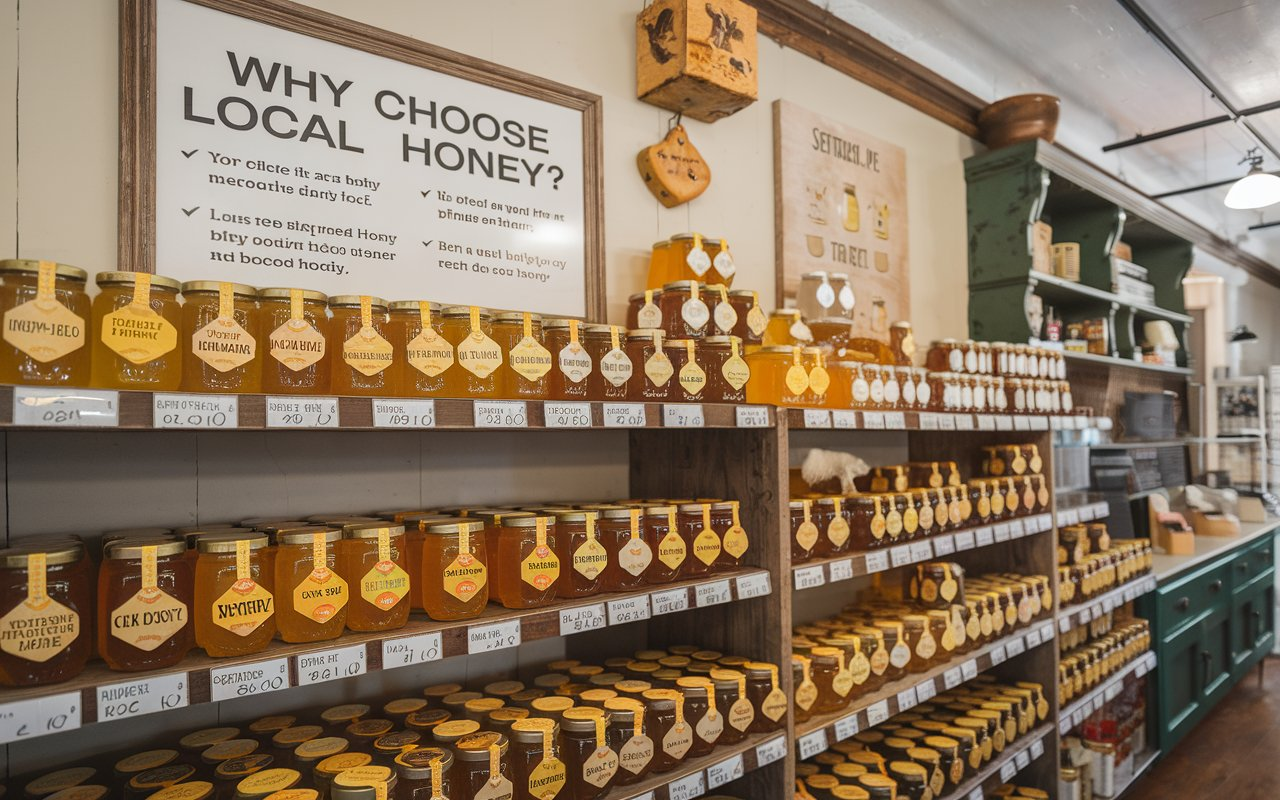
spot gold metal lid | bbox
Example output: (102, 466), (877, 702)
(393, 746), (454, 778)
(343, 523), (406, 540)
(454, 732), (508, 760)
(0, 544), (83, 568)
(388, 300), (441, 312)
(627, 329), (665, 340)
(180, 281), (257, 297)
(256, 287), (327, 302)
(195, 533), (268, 554)
(423, 520), (485, 536)
(442, 305), (490, 317)
(328, 295), (387, 308)
(276, 527), (340, 545)
(104, 539), (186, 560)
(494, 310), (542, 323)
(0, 259), (87, 280)
(95, 271), (181, 291)
(498, 513), (548, 528)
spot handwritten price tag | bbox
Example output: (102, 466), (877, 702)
(544, 401), (592, 428)
(834, 713), (860, 741)
(944, 668), (963, 690)
(1010, 519), (1027, 538)
(603, 402), (647, 427)
(1015, 749), (1031, 770)
(1031, 739), (1045, 760)
(372, 398), (435, 428)
(866, 700), (891, 727)
(918, 412), (940, 430)
(734, 405), (769, 428)
(755, 736), (788, 766)
(862, 412), (886, 429)
(473, 400), (528, 428)
(896, 686), (918, 711)
(1025, 628), (1042, 648)
(267, 396), (338, 428)
(296, 644), (367, 686)
(667, 771), (706, 800)
(954, 531), (976, 551)
(955, 414), (975, 431)
(794, 565), (826, 590)
(961, 659), (979, 681)
(735, 572), (771, 599)
(996, 415), (1014, 431)
(467, 620), (521, 654)
(989, 644), (1008, 665)
(154, 393), (237, 429)
(932, 535), (956, 556)
(939, 413), (957, 431)
(1000, 760), (1018, 782)
(828, 558), (855, 583)
(969, 789), (985, 800)
(994, 523), (1011, 543)
(1030, 416), (1049, 430)
(976, 414), (996, 431)
(975, 527), (995, 548)
(1013, 416), (1031, 431)
(798, 729), (829, 759)
(650, 587), (690, 615)
(559, 603), (607, 636)
(663, 404), (705, 428)
(382, 631), (442, 669)
(883, 411), (906, 428)
(864, 551), (890, 573)
(915, 679), (937, 702)
(803, 409), (832, 428)
(910, 541), (934, 562)
(607, 595), (651, 625)
(0, 691), (80, 744)
(696, 579), (732, 607)
(96, 673), (187, 721)
(890, 545), (914, 568)
(707, 754), (745, 788)
(1006, 637), (1026, 658)
(14, 386), (118, 427)
(210, 657), (290, 702)
(832, 410), (858, 428)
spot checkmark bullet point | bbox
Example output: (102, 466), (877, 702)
(182, 206), (200, 216)
(181, 148), (198, 159)
(420, 190), (431, 198)
(422, 240), (434, 248)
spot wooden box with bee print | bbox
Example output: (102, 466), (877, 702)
(636, 0), (758, 122)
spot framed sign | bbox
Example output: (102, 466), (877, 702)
(773, 100), (908, 339)
(120, 0), (604, 318)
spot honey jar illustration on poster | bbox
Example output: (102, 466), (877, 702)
(874, 199), (890, 240)
(842, 184), (860, 232)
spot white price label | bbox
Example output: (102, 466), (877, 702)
(1102, 597), (1115, 613)
(1050, 415), (1063, 430)
(977, 414), (996, 431)
(1039, 623), (1056, 641)
(1095, 502), (1111, 519)
(734, 405), (769, 428)
(755, 736), (788, 766)
(210, 657), (290, 701)
(803, 409), (832, 428)
(834, 713), (860, 741)
(1006, 637), (1026, 657)
(267, 396), (338, 428)
(1078, 505), (1095, 522)
(828, 558), (855, 582)
(1146, 652), (1158, 670)
(544, 401), (592, 428)
(1000, 760), (1018, 782)
(794, 565), (826, 590)
(1061, 509), (1079, 526)
(559, 603), (607, 636)
(961, 659), (979, 680)
(1073, 709), (1086, 726)
(975, 528), (995, 547)
(633, 794), (656, 800)
(696, 579), (732, 607)
(0, 691), (80, 744)
(1038, 514), (1054, 532)
(862, 411), (886, 429)
(918, 412), (940, 430)
(1074, 415), (1090, 429)
(954, 531), (977, 551)
(996, 415), (1014, 431)
(932, 535), (956, 556)
(944, 668), (963, 690)
(382, 631), (442, 669)
(650, 587), (690, 615)
(1016, 749), (1032, 770)
(993, 523), (1011, 543)
(296, 644), (367, 686)
(866, 700), (891, 727)
(989, 644), (1008, 664)
(1135, 660), (1148, 678)
(915, 679), (937, 702)
(667, 770), (706, 800)
(1105, 682), (1123, 702)
(153, 393), (237, 429)
(1091, 695), (1104, 713)
(372, 398), (435, 428)
(1030, 416), (1049, 430)
(798, 729), (829, 759)
(1010, 519), (1027, 538)
(1013, 416), (1031, 431)
(832, 409), (858, 428)
(663, 403), (705, 428)
(911, 541), (934, 562)
(1060, 616), (1073, 635)
(14, 386), (118, 427)
(1059, 717), (1072, 736)
(473, 399), (528, 428)
(969, 790), (985, 800)
(883, 411), (906, 429)
(604, 402), (648, 427)
(864, 551), (890, 573)
(1031, 739), (1046, 760)
(896, 686), (918, 711)
(735, 572), (771, 599)
(467, 619), (521, 654)
(890, 545), (914, 568)
(96, 673), (187, 721)
(939, 413), (957, 431)
(607, 595), (652, 625)
(706, 754), (745, 788)
(955, 414), (975, 430)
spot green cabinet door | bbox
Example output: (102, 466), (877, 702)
(1201, 603), (1235, 706)
(1238, 576), (1276, 677)
(1157, 619), (1206, 750)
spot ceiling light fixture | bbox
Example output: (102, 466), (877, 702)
(1225, 148), (1280, 210)
(1229, 325), (1259, 343)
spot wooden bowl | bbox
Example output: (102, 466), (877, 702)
(977, 94), (1060, 149)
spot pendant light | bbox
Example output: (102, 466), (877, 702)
(1229, 325), (1258, 343)
(1224, 148), (1280, 210)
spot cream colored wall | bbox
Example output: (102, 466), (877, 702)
(2, 0), (976, 347)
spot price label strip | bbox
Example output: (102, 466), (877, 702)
(695, 579), (732, 607)
(803, 409), (832, 428)
(473, 400), (528, 428)
(0, 691), (81, 744)
(372, 398), (435, 428)
(543, 401), (592, 428)
(798, 729), (829, 759)
(832, 410), (858, 429)
(834, 713), (860, 741)
(735, 572), (771, 599)
(864, 551), (890, 573)
(266, 396), (339, 428)
(153, 393), (238, 429)
(467, 619), (521, 654)
(755, 735), (788, 766)
(14, 387), (119, 427)
(650, 587), (690, 615)
(604, 402), (648, 427)
(210, 657), (290, 702)
(663, 403), (705, 428)
(794, 565), (826, 590)
(828, 558), (854, 582)
(734, 405), (770, 427)
(295, 644), (367, 686)
(96, 673), (187, 722)
(382, 631), (442, 669)
(667, 771), (706, 800)
(607, 595), (652, 625)
(559, 603), (607, 636)
(706, 753), (745, 789)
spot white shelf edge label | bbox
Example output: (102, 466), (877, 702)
(883, 411), (906, 429)
(755, 735), (788, 766)
(864, 551), (890, 574)
(467, 619), (521, 654)
(14, 386), (119, 427)
(372, 398), (435, 428)
(798, 729), (829, 759)
(667, 770), (706, 800)
(828, 558), (855, 583)
(803, 408), (832, 428)
(382, 631), (442, 669)
(866, 700), (890, 727)
(794, 564), (826, 590)
(0, 691), (81, 744)
(153, 393), (238, 429)
(559, 602), (607, 636)
(735, 572), (771, 599)
(862, 411), (886, 429)
(834, 713), (860, 741)
(734, 404), (769, 427)
(295, 644), (367, 686)
(943, 667), (963, 690)
(650, 587), (690, 616)
(695, 579), (732, 607)
(266, 396), (339, 428)
(607, 595), (652, 625)
(473, 399), (528, 428)
(961, 659), (979, 681)
(832, 410), (858, 429)
(663, 403), (705, 428)
(706, 753), (745, 788)
(604, 402), (648, 428)
(96, 673), (187, 722)
(543, 401), (593, 428)
(932, 535), (956, 556)
(954, 531), (976, 551)
(210, 657), (290, 701)
(890, 545), (914, 568)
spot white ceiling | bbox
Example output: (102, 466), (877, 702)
(811, 0), (1280, 273)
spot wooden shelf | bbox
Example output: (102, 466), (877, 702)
(1028, 272), (1193, 325)
(612, 730), (787, 800)
(939, 723), (1054, 800)
(1057, 575), (1158, 635)
(1062, 350), (1191, 376)
(785, 408), (1079, 433)
(791, 513), (1055, 593)
(1058, 651), (1158, 735)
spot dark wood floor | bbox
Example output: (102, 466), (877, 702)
(1127, 657), (1277, 799)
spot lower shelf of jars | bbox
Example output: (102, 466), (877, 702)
(610, 729), (788, 800)
(939, 722), (1054, 800)
(1058, 651), (1158, 735)
(0, 567), (772, 734)
(793, 617), (1059, 756)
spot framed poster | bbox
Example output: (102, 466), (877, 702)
(773, 100), (908, 339)
(120, 0), (604, 318)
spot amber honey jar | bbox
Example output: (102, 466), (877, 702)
(627, 289), (663, 331)
(604, 698), (652, 786)
(762, 309), (812, 348)
(420, 520), (487, 621)
(789, 500), (820, 563)
(728, 289), (766, 344)
(560, 708), (617, 799)
(91, 271), (183, 390)
(598, 507), (653, 592)
(0, 544), (92, 685)
(657, 281), (711, 340)
(394, 746), (452, 800)
(387, 301), (449, 398)
(98, 539), (193, 671)
(643, 506), (685, 584)
(744, 662), (787, 733)
(0, 260), (90, 386)
(492, 311), (552, 400)
(257, 288), (330, 395)
(510, 719), (566, 800)
(491, 514), (560, 609)
(401, 513), (455, 613)
(709, 501), (749, 570)
(621, 329), (668, 402)
(440, 305), (501, 398)
(701, 336), (749, 403)
(677, 503), (722, 578)
(641, 689), (690, 774)
(273, 527), (346, 643)
(336, 523), (410, 633)
(550, 510), (606, 599)
(327, 296), (392, 396)
(179, 281), (261, 393)
(194, 533), (276, 657)
(583, 324), (632, 401)
(544, 319), (593, 401)
(662, 339), (706, 403)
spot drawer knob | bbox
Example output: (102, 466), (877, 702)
(1176, 597), (1190, 611)
(1239, 562), (1249, 572)
(1210, 580), (1223, 592)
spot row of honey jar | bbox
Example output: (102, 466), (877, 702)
(927, 340), (1068, 382)
(11, 648), (783, 800)
(789, 476), (1051, 563)
(790, 570), (1052, 714)
(1057, 539), (1152, 608)
(1058, 619), (1151, 706)
(793, 675), (1052, 800)
(0, 501), (751, 686)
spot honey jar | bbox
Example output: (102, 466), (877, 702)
(258, 288), (329, 394)
(560, 709), (618, 799)
(641, 689), (690, 774)
(274, 527), (346, 643)
(545, 319), (593, 401)
(328, 296), (393, 396)
(627, 289), (663, 331)
(677, 503), (722, 578)
(0, 544), (92, 685)
(492, 515), (560, 609)
(744, 662), (788, 733)
(746, 346), (809, 406)
(0, 260), (90, 386)
(664, 339), (708, 402)
(625, 329), (672, 401)
(598, 507), (653, 592)
(643, 506), (685, 584)
(550, 510), (606, 599)
(180, 281), (261, 393)
(659, 281), (711, 340)
(338, 523), (410, 632)
(388, 301), (450, 397)
(510, 719), (567, 800)
(584, 324), (633, 401)
(194, 533), (276, 657)
(91, 271), (182, 390)
(789, 500), (820, 563)
(98, 539), (193, 671)
(441, 305), (501, 397)
(728, 289), (766, 344)
(449, 733), (509, 799)
(604, 698), (652, 785)
(708, 501), (749, 570)
(420, 520), (488, 621)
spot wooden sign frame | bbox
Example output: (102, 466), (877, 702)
(118, 0), (607, 319)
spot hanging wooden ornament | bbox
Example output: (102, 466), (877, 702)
(637, 123), (711, 208)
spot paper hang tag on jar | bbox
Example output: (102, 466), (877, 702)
(809, 362), (830, 397)
(790, 318), (813, 342)
(746, 292), (767, 336)
(686, 234), (713, 277)
(111, 547), (187, 652)
(527, 757), (566, 799)
(636, 125), (711, 209)
(658, 528), (687, 570)
(344, 297), (393, 376)
(644, 336), (674, 387)
(816, 280), (836, 309)
(582, 745), (618, 788)
(662, 722), (693, 759)
(722, 341), (750, 391)
(618, 734), (654, 774)
(3, 260), (86, 363)
(681, 294), (710, 332)
(457, 307), (502, 378)
(795, 679), (818, 711)
(762, 687), (789, 721)
(728, 696), (754, 731)
(600, 327), (633, 387)
(696, 708), (724, 744)
(678, 341), (706, 396)
(838, 283), (855, 311)
(637, 289), (662, 329)
(785, 350), (810, 395)
(618, 535), (653, 576)
(271, 294), (326, 372)
(713, 244), (736, 277)
(473, 777), (513, 800)
(557, 320), (593, 383)
(713, 297), (738, 333)
(193, 283), (257, 372)
(693, 507), (721, 565)
(102, 274), (178, 364)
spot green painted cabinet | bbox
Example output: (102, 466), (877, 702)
(1143, 529), (1276, 755)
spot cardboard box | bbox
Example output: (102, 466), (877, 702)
(636, 0), (758, 122)
(1187, 510), (1241, 538)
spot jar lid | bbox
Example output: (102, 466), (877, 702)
(321, 704), (370, 723)
(510, 718), (559, 743)
(405, 709), (451, 730)
(343, 523), (406, 540)
(293, 738), (348, 762)
(661, 279), (698, 291)
(0, 259), (87, 280)
(115, 750), (179, 775)
(629, 290), (663, 301)
(663, 338), (695, 350)
(95, 271), (182, 291)
(464, 697), (504, 714)
(329, 295), (387, 308)
(346, 719), (393, 739)
(257, 287), (327, 302)
(201, 739), (258, 764)
(330, 766), (393, 790)
(146, 783), (214, 800)
(104, 538), (186, 559)
(530, 696), (575, 713)
(393, 746), (453, 779)
(214, 755), (274, 780)
(627, 329), (665, 340)
(271, 725), (322, 746)
(276, 526), (341, 545)
(382, 698), (427, 717)
(441, 303), (491, 317)
(314, 753), (371, 777)
(249, 716), (296, 734)
(430, 720), (480, 742)
(584, 323), (620, 336)
(180, 728), (241, 750)
(196, 532), (268, 554)
(560, 708), (605, 732)
(499, 513), (550, 528)
(372, 731), (420, 754)
(388, 300), (442, 312)
(673, 677), (710, 694)
(423, 520), (485, 535)
(888, 761), (928, 780)
(128, 764), (197, 791)
(180, 281), (257, 297)
(0, 542), (84, 568)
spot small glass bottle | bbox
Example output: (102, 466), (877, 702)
(180, 281), (261, 393)
(258, 288), (329, 395)
(91, 271), (183, 390)
(328, 295), (393, 396)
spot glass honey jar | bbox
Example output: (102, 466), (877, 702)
(641, 689), (691, 774)
(328, 296), (393, 396)
(789, 500), (821, 563)
(337, 523), (410, 633)
(492, 312), (552, 400)
(676, 503), (721, 578)
(420, 520), (487, 620)
(387, 301), (449, 398)
(763, 309), (813, 347)
(627, 289), (663, 331)
(701, 336), (749, 403)
(659, 281), (711, 340)
(180, 281), (261, 393)
(492, 514), (560, 609)
(728, 289), (766, 345)
(625, 329), (672, 401)
(258, 288), (329, 395)
(709, 501), (749, 570)
(744, 662), (787, 733)
(510, 719), (567, 800)
(440, 305), (501, 398)
(0, 544), (92, 686)
(446, 733), (510, 800)
(194, 533), (276, 657)
(543, 318), (592, 401)
(643, 506), (685, 584)
(598, 507), (653, 592)
(273, 527), (346, 643)
(401, 513), (455, 613)
(674, 678), (723, 758)
(0, 260), (91, 386)
(584, 324), (633, 401)
(604, 698), (652, 786)
(550, 510), (606, 599)
(98, 539), (193, 671)
(91, 271), (182, 390)
(560, 709), (618, 799)
(745, 346), (808, 406)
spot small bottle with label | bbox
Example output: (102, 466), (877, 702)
(0, 259), (91, 386)
(97, 538), (193, 671)
(0, 543), (92, 685)
(180, 281), (262, 393)
(194, 532), (276, 657)
(549, 510), (606, 599)
(440, 306), (501, 398)
(420, 520), (488, 621)
(328, 296), (393, 397)
(492, 312), (551, 400)
(338, 523), (411, 632)
(387, 301), (449, 398)
(545, 319), (593, 401)
(91, 271), (183, 390)
(272, 527), (346, 643)
(258, 288), (330, 395)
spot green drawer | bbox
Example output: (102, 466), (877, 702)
(1159, 560), (1232, 639)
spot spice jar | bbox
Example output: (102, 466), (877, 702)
(493, 514), (560, 609)
(420, 520), (487, 621)
(337, 523), (410, 632)
(550, 510), (606, 599)
(598, 507), (653, 592)
(510, 720), (566, 800)
(0, 260), (90, 386)
(394, 746), (452, 800)
(91, 271), (182, 390)
(258, 288), (329, 394)
(545, 319), (593, 401)
(644, 506), (686, 584)
(560, 709), (618, 799)
(180, 281), (261, 393)
(193, 533), (275, 658)
(441, 306), (502, 398)
(327, 295), (393, 396)
(585, 324), (633, 401)
(98, 539), (193, 671)
(273, 527), (346, 643)
(659, 281), (711, 339)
